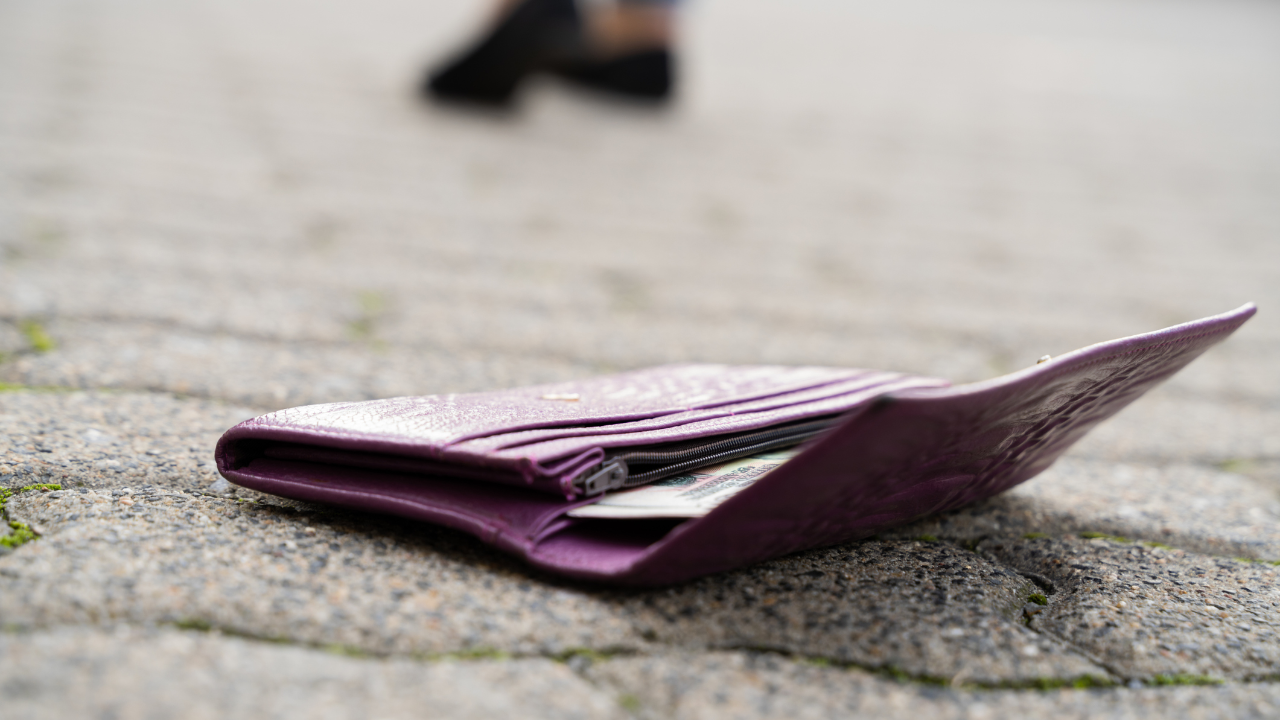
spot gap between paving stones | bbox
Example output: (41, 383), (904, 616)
(632, 537), (1261, 688)
(0, 624), (630, 720)
(12, 628), (1280, 720)
(978, 536), (1280, 683)
(904, 531), (1280, 684)
(585, 650), (1280, 720)
(0, 319), (608, 408)
(0, 619), (1243, 694)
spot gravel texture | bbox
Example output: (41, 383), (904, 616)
(885, 458), (1280, 561)
(621, 541), (1105, 684)
(983, 536), (1280, 681)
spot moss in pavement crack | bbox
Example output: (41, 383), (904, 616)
(427, 647), (511, 662)
(551, 647), (634, 664)
(1080, 531), (1131, 543)
(1150, 673), (1223, 686)
(169, 619), (311, 647)
(18, 320), (56, 353)
(742, 646), (1118, 690)
(0, 383), (80, 393)
(832, 658), (1115, 690)
(0, 484), (62, 549)
(1234, 557), (1280, 567)
(162, 625), (1235, 693)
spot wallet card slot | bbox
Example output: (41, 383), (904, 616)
(434, 365), (877, 446)
(224, 366), (875, 456)
(500, 375), (948, 487)
(530, 518), (687, 572)
(231, 457), (603, 547)
(569, 416), (839, 495)
(456, 371), (910, 453)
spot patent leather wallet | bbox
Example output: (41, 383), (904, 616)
(216, 305), (1255, 585)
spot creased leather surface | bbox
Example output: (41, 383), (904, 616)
(218, 305), (1256, 586)
(456, 371), (919, 452)
(476, 375), (947, 465)
(222, 364), (869, 452)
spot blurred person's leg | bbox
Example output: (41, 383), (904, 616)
(585, 0), (674, 56)
(425, 0), (678, 106)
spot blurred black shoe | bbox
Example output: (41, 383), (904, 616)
(553, 48), (673, 102)
(425, 0), (583, 107)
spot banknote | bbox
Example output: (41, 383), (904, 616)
(567, 448), (800, 519)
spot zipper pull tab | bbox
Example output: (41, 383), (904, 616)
(574, 459), (629, 496)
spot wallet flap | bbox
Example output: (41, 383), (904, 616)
(599, 303), (1257, 584)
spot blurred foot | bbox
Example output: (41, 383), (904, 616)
(424, 0), (677, 107)
(553, 48), (673, 101)
(554, 2), (675, 100)
(425, 0), (583, 107)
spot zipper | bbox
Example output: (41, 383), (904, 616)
(570, 416), (839, 497)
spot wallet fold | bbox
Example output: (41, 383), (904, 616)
(217, 304), (1256, 585)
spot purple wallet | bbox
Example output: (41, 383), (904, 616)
(216, 305), (1255, 585)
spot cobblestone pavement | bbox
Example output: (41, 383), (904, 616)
(2, 0), (1279, 717)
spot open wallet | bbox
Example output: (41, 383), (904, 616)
(216, 304), (1255, 586)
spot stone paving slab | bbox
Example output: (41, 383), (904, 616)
(983, 537), (1280, 681)
(623, 541), (1104, 684)
(1, 626), (626, 720)
(0, 318), (601, 408)
(887, 458), (1280, 560)
(587, 650), (1280, 720)
(1071, 395), (1280, 479)
(8, 631), (1280, 720)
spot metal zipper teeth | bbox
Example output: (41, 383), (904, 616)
(613, 419), (838, 488)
